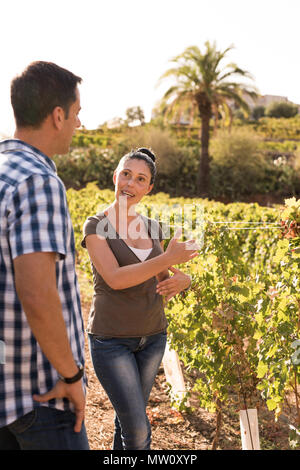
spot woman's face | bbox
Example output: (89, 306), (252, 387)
(113, 158), (153, 206)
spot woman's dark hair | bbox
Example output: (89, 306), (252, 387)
(118, 147), (157, 185)
(11, 61), (82, 128)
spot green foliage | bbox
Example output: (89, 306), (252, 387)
(117, 125), (200, 195)
(209, 128), (300, 198)
(210, 128), (268, 197)
(71, 132), (112, 148)
(162, 196), (299, 433)
(63, 126), (200, 196)
(57, 121), (300, 200)
(244, 115), (300, 140)
(252, 105), (265, 120)
(260, 140), (298, 153)
(53, 147), (120, 190)
(266, 101), (299, 119)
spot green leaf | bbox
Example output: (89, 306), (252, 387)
(255, 312), (264, 327)
(257, 362), (268, 378)
(266, 399), (278, 411)
(267, 344), (278, 358)
(253, 330), (263, 340)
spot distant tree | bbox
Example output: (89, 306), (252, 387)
(158, 41), (258, 196)
(125, 106), (145, 126)
(252, 105), (265, 120)
(107, 117), (126, 129)
(266, 101), (298, 119)
(233, 109), (247, 121)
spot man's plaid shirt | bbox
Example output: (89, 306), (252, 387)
(0, 139), (85, 427)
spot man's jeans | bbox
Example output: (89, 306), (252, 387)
(0, 407), (90, 450)
(88, 331), (167, 450)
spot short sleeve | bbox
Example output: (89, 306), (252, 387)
(81, 216), (101, 248)
(7, 174), (68, 260)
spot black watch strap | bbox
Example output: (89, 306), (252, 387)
(59, 363), (84, 384)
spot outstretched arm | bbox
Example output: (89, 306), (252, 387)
(85, 231), (198, 290)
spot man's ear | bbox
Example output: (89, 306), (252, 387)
(113, 170), (117, 185)
(52, 106), (65, 130)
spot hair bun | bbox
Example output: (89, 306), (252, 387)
(137, 147), (156, 163)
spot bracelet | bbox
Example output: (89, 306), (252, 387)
(58, 362), (84, 384)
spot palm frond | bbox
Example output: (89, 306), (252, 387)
(157, 41), (258, 126)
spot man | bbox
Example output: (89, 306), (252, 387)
(0, 61), (89, 450)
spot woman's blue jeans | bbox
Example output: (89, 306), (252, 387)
(88, 331), (167, 450)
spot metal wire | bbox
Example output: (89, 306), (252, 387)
(207, 221), (279, 225)
(161, 222), (280, 232)
(221, 227), (279, 230)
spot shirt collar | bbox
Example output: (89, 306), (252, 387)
(0, 139), (57, 174)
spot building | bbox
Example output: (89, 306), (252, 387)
(241, 94), (300, 113)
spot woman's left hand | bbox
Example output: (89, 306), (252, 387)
(156, 266), (191, 302)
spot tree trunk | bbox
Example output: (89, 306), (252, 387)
(195, 92), (212, 197)
(211, 399), (222, 450)
(197, 112), (210, 197)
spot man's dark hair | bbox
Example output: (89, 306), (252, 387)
(11, 61), (82, 128)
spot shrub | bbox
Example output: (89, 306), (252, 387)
(53, 147), (119, 190)
(116, 126), (183, 173)
(209, 128), (268, 197)
(266, 101), (298, 119)
(210, 128), (300, 198)
(252, 105), (265, 120)
(114, 126), (199, 195)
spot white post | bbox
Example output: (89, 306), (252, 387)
(162, 342), (188, 405)
(239, 408), (260, 450)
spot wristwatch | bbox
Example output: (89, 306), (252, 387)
(58, 362), (84, 384)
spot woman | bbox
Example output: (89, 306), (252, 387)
(81, 148), (198, 450)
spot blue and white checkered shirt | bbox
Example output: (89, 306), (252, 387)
(0, 139), (85, 427)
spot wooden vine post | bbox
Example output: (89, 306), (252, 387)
(239, 408), (260, 450)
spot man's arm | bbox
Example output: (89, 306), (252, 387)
(13, 251), (85, 432)
(14, 252), (78, 377)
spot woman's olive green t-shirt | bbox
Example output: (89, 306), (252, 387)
(81, 213), (168, 337)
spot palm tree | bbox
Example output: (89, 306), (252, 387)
(158, 41), (258, 196)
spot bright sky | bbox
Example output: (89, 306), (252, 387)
(1, 0), (300, 136)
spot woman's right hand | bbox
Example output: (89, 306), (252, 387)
(165, 228), (200, 265)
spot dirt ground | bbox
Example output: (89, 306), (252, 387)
(79, 274), (293, 451)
